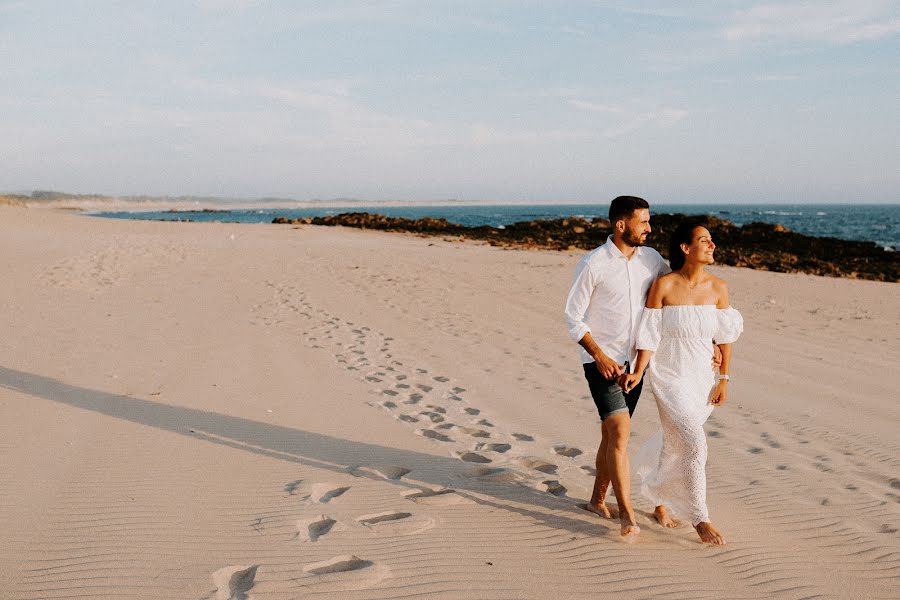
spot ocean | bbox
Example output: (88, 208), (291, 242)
(93, 203), (899, 250)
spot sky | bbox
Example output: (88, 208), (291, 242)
(1, 1), (898, 204)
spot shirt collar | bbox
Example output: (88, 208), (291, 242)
(604, 235), (644, 260)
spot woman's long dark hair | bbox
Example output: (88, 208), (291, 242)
(668, 219), (708, 271)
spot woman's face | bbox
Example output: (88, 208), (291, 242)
(683, 226), (716, 264)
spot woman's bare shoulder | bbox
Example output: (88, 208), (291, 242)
(708, 273), (729, 290)
(708, 274), (731, 307)
(655, 272), (680, 288)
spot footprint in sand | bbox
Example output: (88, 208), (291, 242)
(480, 443), (512, 454)
(356, 511), (412, 525)
(760, 432), (782, 448)
(519, 457), (558, 474)
(420, 411), (445, 423)
(403, 488), (472, 506)
(464, 407), (480, 415)
(212, 565), (258, 600)
(580, 465), (598, 476)
(284, 480), (303, 495)
(297, 516), (337, 542)
(458, 427), (491, 439)
(457, 451), (492, 463)
(512, 433), (534, 442)
(477, 419), (494, 428)
(398, 414), (419, 423)
(419, 429), (453, 442)
(553, 445), (583, 458)
(748, 447), (764, 454)
(542, 480), (568, 497)
(309, 484), (351, 503)
(303, 555), (372, 575)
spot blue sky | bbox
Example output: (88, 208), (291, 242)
(1, 1), (898, 203)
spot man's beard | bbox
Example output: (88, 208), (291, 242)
(623, 229), (647, 247)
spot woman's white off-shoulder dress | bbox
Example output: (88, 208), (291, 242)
(632, 305), (743, 525)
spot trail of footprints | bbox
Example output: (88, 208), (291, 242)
(257, 281), (595, 495)
(208, 281), (602, 595)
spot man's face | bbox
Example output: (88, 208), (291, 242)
(621, 208), (651, 246)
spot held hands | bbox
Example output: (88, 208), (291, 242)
(620, 371), (643, 393)
(594, 354), (624, 380)
(710, 380), (728, 406)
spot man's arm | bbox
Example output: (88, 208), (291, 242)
(564, 259), (624, 380)
(579, 332), (624, 380)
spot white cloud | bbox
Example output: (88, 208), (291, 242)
(569, 100), (625, 114)
(723, 1), (900, 44)
(469, 125), (587, 146)
(571, 99), (688, 138)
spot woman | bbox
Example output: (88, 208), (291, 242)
(620, 220), (743, 545)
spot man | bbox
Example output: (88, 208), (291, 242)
(564, 195), (672, 539)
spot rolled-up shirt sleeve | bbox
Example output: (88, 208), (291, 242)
(564, 259), (596, 342)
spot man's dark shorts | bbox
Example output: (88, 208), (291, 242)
(582, 363), (643, 420)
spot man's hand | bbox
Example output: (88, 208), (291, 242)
(711, 344), (723, 369)
(594, 354), (624, 380)
(710, 381), (728, 406)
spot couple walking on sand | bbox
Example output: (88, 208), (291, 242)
(564, 196), (743, 545)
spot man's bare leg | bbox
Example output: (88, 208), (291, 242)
(694, 522), (725, 544)
(653, 505), (680, 528)
(585, 430), (617, 518)
(604, 412), (639, 538)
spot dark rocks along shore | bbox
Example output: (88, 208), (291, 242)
(273, 212), (897, 282)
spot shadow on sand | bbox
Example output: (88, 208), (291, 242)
(0, 365), (614, 537)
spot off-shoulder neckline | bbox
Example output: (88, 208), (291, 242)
(645, 305), (734, 310)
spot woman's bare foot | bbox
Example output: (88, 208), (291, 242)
(620, 512), (640, 541)
(583, 502), (617, 519)
(653, 505), (681, 528)
(694, 521), (725, 545)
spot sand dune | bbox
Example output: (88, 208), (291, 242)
(0, 206), (897, 599)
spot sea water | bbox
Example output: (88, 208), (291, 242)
(94, 203), (899, 250)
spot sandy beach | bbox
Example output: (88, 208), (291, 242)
(1, 205), (898, 599)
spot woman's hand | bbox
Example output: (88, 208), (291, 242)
(620, 371), (643, 393)
(710, 380), (728, 406)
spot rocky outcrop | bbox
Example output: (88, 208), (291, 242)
(273, 212), (898, 282)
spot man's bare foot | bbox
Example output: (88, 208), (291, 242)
(653, 505), (680, 528)
(620, 513), (640, 541)
(694, 521), (725, 545)
(583, 502), (617, 519)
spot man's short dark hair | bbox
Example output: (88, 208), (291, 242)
(609, 195), (650, 225)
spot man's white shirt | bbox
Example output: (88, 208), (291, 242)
(565, 237), (670, 366)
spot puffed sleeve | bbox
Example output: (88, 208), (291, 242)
(635, 308), (663, 351)
(715, 307), (744, 344)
